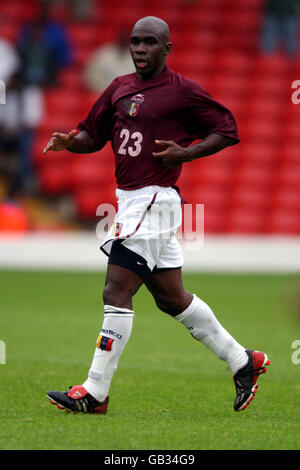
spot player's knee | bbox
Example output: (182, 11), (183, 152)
(154, 293), (189, 317)
(102, 281), (132, 309)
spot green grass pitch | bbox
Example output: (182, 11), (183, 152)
(0, 269), (300, 450)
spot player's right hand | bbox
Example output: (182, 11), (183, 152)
(43, 129), (78, 154)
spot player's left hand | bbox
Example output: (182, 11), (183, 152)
(152, 140), (192, 168)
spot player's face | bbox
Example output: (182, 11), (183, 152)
(130, 31), (171, 79)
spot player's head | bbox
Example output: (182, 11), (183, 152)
(130, 16), (172, 79)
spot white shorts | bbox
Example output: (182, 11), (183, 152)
(101, 185), (184, 272)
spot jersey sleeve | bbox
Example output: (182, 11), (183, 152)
(77, 79), (117, 150)
(182, 79), (240, 142)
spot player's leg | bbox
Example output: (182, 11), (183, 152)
(145, 267), (248, 373)
(103, 263), (144, 310)
(47, 242), (145, 414)
(145, 267), (193, 315)
(145, 267), (270, 411)
(81, 262), (143, 402)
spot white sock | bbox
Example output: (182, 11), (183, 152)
(175, 294), (248, 374)
(82, 305), (134, 402)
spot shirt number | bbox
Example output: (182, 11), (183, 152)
(118, 129), (143, 157)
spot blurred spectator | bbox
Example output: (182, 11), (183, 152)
(51, 0), (94, 21)
(17, 3), (72, 86)
(0, 37), (20, 82)
(83, 32), (134, 93)
(71, 0), (94, 21)
(260, 0), (300, 57)
(0, 71), (44, 197)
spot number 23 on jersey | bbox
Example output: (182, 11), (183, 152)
(118, 129), (143, 157)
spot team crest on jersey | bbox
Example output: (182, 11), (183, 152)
(129, 94), (144, 117)
(112, 222), (123, 237)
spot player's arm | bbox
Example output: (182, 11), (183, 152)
(43, 129), (99, 154)
(153, 133), (236, 168)
(184, 133), (237, 159)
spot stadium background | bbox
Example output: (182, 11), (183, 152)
(0, 0), (300, 452)
(0, 0), (299, 239)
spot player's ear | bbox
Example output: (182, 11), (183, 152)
(164, 41), (173, 56)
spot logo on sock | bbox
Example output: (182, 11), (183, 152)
(96, 335), (114, 351)
(101, 329), (122, 340)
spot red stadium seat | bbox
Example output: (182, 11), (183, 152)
(69, 157), (112, 189)
(178, 164), (199, 189)
(248, 75), (289, 99)
(189, 8), (222, 30)
(203, 208), (226, 233)
(276, 164), (300, 188)
(0, 22), (19, 42)
(282, 119), (300, 143)
(69, 24), (100, 49)
(75, 188), (104, 219)
(0, 0), (37, 23)
(38, 161), (72, 195)
(240, 119), (281, 143)
(195, 0), (224, 7)
(174, 30), (218, 53)
(32, 135), (49, 166)
(74, 45), (95, 67)
(229, 186), (271, 212)
(220, 9), (261, 33)
(272, 187), (300, 211)
(56, 68), (84, 92)
(209, 73), (246, 97)
(233, 163), (274, 187)
(279, 144), (300, 164)
(266, 209), (300, 234)
(215, 145), (238, 165)
(225, 208), (266, 233)
(88, 23), (119, 44)
(39, 110), (82, 134)
(44, 89), (79, 113)
(238, 142), (279, 166)
(196, 162), (233, 186)
(173, 51), (213, 76)
(209, 95), (245, 119)
(224, 0), (262, 8)
(254, 53), (291, 76)
(189, 185), (229, 208)
(75, 186), (116, 219)
(213, 51), (254, 75)
(157, 7), (183, 27)
(104, 5), (162, 29)
(77, 90), (100, 116)
(247, 97), (284, 119)
(149, 0), (185, 6)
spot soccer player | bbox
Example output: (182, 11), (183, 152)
(44, 16), (270, 414)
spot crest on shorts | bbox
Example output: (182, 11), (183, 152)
(112, 222), (123, 237)
(128, 94), (144, 117)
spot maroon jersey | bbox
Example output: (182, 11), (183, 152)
(78, 67), (239, 191)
